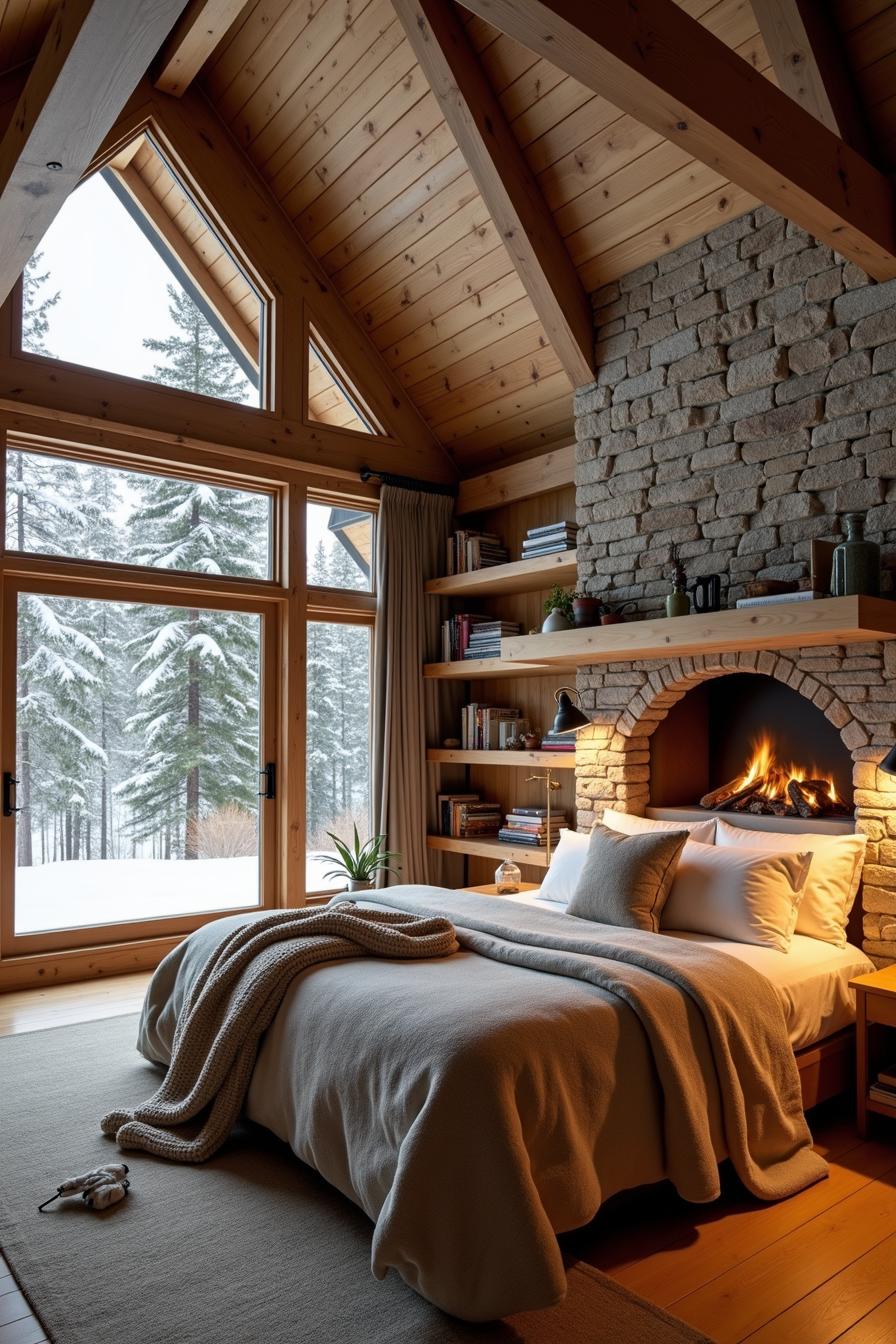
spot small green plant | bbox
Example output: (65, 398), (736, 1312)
(543, 584), (574, 620)
(324, 825), (401, 886)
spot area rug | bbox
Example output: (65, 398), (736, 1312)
(0, 1015), (713, 1343)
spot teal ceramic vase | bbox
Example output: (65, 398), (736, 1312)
(831, 513), (880, 597)
(666, 585), (691, 618)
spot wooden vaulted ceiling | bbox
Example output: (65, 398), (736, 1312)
(1, 0), (896, 473)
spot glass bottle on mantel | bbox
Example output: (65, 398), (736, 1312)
(832, 513), (880, 597)
(494, 859), (521, 895)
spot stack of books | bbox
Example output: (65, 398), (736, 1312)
(870, 1063), (896, 1109)
(735, 590), (824, 609)
(498, 807), (566, 847)
(464, 619), (521, 660)
(440, 613), (490, 661)
(520, 521), (577, 559)
(438, 792), (502, 838)
(446, 529), (509, 574)
(540, 729), (577, 753)
(461, 704), (528, 750)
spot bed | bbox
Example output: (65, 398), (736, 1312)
(135, 875), (872, 1321)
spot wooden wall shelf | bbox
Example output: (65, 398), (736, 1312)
(425, 549), (577, 597)
(423, 658), (574, 680)
(427, 748), (576, 769)
(500, 596), (896, 667)
(426, 834), (550, 869)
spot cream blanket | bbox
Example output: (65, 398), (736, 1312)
(137, 887), (827, 1320)
(102, 903), (457, 1161)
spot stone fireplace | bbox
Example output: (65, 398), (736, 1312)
(575, 645), (896, 964)
(573, 204), (896, 964)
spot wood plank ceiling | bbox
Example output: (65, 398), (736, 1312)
(0, 0), (895, 472)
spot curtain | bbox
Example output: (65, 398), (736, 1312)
(372, 484), (461, 887)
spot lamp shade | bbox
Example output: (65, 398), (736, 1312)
(881, 744), (896, 776)
(550, 687), (590, 736)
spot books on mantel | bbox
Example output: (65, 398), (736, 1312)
(463, 620), (521, 660)
(520, 520), (578, 560)
(446, 529), (509, 575)
(540, 729), (577, 753)
(437, 792), (501, 838)
(735, 591), (825, 609)
(498, 807), (566, 847)
(440, 612), (490, 662)
(461, 703), (529, 750)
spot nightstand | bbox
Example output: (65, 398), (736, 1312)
(850, 965), (896, 1136)
(462, 882), (541, 896)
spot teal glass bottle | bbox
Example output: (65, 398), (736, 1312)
(831, 513), (880, 597)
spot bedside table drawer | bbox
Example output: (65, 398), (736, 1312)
(865, 991), (896, 1030)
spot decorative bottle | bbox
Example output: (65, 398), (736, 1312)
(831, 513), (880, 597)
(665, 544), (691, 618)
(494, 859), (521, 895)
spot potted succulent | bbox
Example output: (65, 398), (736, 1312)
(324, 825), (401, 892)
(542, 584), (574, 633)
(571, 591), (602, 627)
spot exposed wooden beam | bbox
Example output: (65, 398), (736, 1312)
(392, 0), (594, 387)
(0, 0), (189, 309)
(155, 0), (248, 97)
(459, 0), (896, 281)
(457, 442), (574, 512)
(751, 0), (873, 157)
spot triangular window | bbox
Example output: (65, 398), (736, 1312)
(307, 324), (385, 436)
(20, 132), (265, 408)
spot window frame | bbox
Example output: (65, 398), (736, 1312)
(13, 132), (274, 414)
(0, 422), (379, 970)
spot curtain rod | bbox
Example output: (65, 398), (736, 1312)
(360, 467), (457, 498)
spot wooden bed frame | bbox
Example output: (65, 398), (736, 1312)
(795, 1026), (854, 1110)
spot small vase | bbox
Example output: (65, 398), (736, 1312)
(666, 586), (691, 618)
(832, 513), (880, 597)
(347, 878), (373, 892)
(572, 597), (602, 628)
(542, 607), (572, 633)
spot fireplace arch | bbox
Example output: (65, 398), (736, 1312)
(575, 645), (896, 961)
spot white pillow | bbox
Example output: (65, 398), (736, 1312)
(602, 807), (716, 846)
(715, 818), (866, 949)
(662, 839), (812, 952)
(537, 828), (590, 905)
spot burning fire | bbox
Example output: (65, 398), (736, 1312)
(734, 734), (838, 805)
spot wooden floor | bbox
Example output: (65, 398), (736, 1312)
(0, 976), (895, 1343)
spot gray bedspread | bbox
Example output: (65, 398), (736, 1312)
(137, 886), (826, 1321)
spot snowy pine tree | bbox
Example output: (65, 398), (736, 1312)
(21, 252), (59, 356)
(143, 284), (253, 405)
(117, 471), (266, 858)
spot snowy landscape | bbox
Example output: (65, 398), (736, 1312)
(14, 853), (346, 933)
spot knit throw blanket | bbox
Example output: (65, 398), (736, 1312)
(101, 903), (458, 1163)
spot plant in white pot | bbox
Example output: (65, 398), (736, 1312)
(324, 825), (401, 892)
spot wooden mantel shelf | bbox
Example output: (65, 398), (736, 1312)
(499, 595), (896, 667)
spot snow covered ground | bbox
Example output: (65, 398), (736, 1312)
(15, 853), (344, 933)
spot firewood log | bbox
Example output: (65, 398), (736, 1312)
(787, 780), (825, 819)
(700, 774), (768, 810)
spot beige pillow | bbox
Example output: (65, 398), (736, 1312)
(662, 839), (812, 952)
(568, 823), (688, 933)
(715, 818), (866, 949)
(602, 807), (716, 846)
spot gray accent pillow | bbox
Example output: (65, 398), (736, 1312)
(567, 822), (688, 932)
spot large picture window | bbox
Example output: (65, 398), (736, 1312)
(0, 432), (377, 963)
